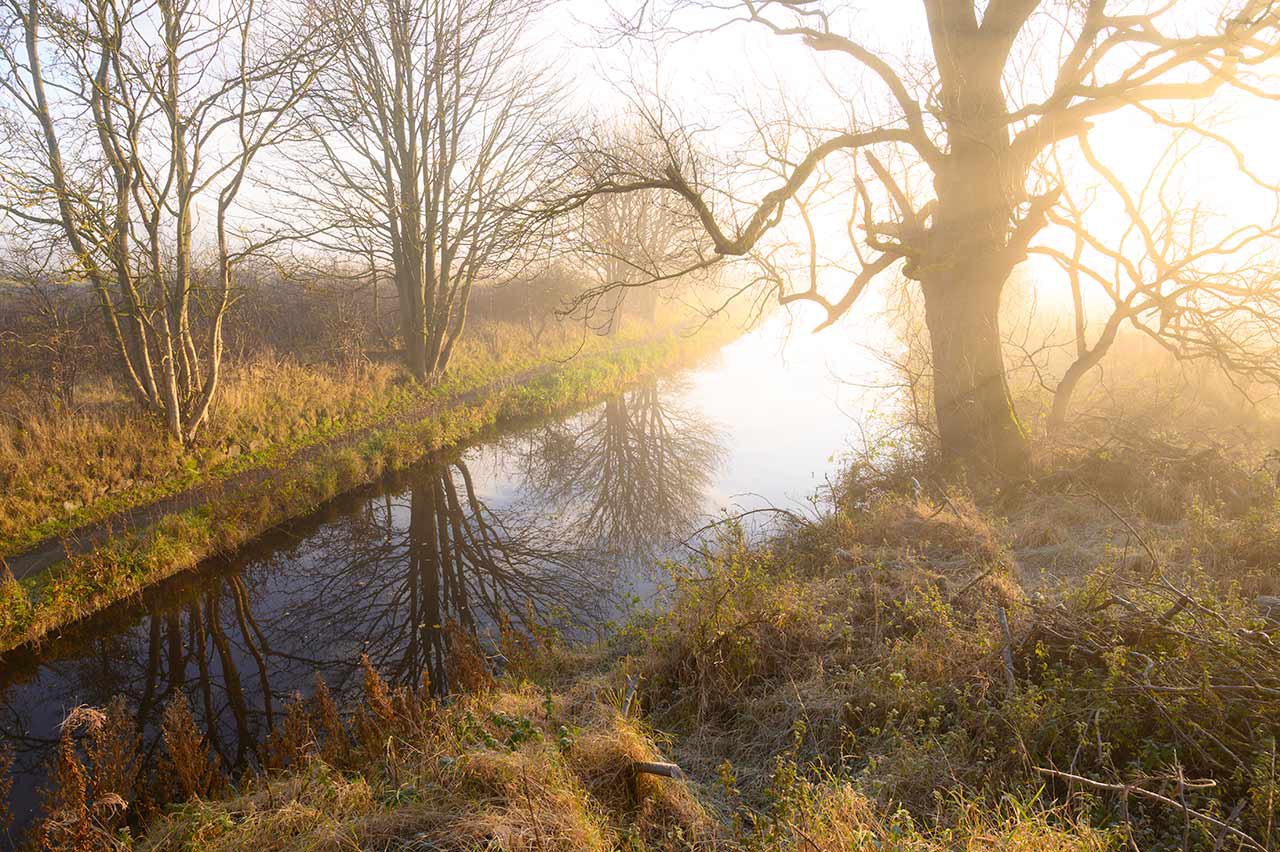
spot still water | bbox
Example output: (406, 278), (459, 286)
(0, 313), (896, 839)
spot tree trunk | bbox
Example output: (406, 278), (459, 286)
(921, 272), (1030, 478)
(405, 332), (428, 382)
(395, 264), (429, 382)
(1047, 367), (1082, 436)
(1048, 311), (1124, 435)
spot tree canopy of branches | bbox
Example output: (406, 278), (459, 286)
(565, 126), (716, 333)
(295, 0), (557, 382)
(1038, 130), (1280, 431)
(561, 0), (1280, 477)
(574, 186), (682, 331)
(0, 0), (319, 442)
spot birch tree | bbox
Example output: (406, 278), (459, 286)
(0, 0), (320, 442)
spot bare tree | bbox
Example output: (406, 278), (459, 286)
(574, 188), (674, 331)
(0, 254), (97, 412)
(483, 261), (585, 343)
(0, 0), (320, 443)
(293, 0), (557, 382)
(566, 125), (715, 333)
(557, 0), (1280, 476)
(1035, 132), (1280, 432)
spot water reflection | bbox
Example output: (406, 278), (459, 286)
(516, 379), (725, 569)
(332, 460), (607, 693)
(0, 450), (625, 841)
(0, 380), (729, 843)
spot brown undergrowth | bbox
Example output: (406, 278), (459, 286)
(31, 649), (714, 852)
(624, 421), (1280, 849)
(24, 416), (1280, 850)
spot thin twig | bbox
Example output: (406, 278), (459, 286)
(1080, 487), (1159, 570)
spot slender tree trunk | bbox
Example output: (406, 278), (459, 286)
(920, 268), (1029, 477)
(1047, 365), (1084, 436)
(1048, 311), (1124, 434)
(396, 263), (429, 381)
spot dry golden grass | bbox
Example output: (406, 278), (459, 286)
(128, 667), (1118, 852)
(850, 491), (1010, 570)
(143, 765), (378, 852)
(137, 681), (713, 852)
(750, 780), (1116, 850)
(0, 356), (398, 552)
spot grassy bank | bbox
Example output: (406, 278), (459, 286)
(0, 318), (696, 559)
(0, 320), (734, 654)
(21, 424), (1280, 849)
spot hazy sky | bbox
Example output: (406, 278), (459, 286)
(533, 1), (1280, 323)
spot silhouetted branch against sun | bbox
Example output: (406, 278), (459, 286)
(552, 0), (1280, 476)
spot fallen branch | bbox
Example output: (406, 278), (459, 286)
(951, 566), (994, 602)
(1035, 767), (1263, 851)
(633, 760), (685, 781)
(1080, 487), (1159, 571)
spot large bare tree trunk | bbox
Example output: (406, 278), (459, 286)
(921, 269), (1029, 476)
(919, 23), (1032, 477)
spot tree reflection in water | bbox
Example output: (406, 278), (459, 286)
(517, 378), (726, 570)
(0, 457), (606, 839)
(0, 382), (727, 840)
